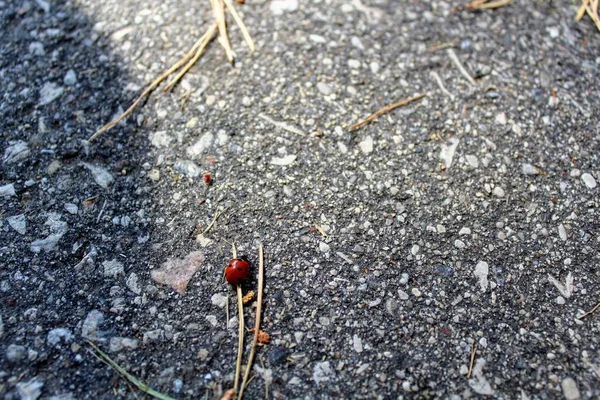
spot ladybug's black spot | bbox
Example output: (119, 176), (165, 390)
(237, 267), (243, 271)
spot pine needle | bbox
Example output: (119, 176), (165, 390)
(163, 24), (218, 92)
(211, 0), (235, 62)
(230, 242), (245, 398)
(87, 341), (176, 400)
(89, 32), (211, 141)
(238, 243), (264, 400)
(465, 0), (512, 10)
(349, 93), (426, 132)
(234, 285), (245, 395)
(223, 0), (255, 51)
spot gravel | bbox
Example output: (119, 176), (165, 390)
(1, 0), (599, 398)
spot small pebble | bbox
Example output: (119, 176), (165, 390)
(466, 155), (479, 168)
(317, 82), (332, 96)
(400, 273), (409, 285)
(270, 0), (298, 15)
(495, 112), (507, 125)
(558, 224), (567, 241)
(561, 377), (581, 400)
(148, 169), (160, 181)
(7, 344), (27, 362)
(581, 173), (596, 189)
(359, 136), (374, 154)
(63, 69), (77, 86)
(64, 203), (78, 214)
(348, 59), (360, 69)
(522, 163), (540, 175)
(493, 186), (505, 198)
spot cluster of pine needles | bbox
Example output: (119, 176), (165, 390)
(465, 0), (600, 33)
(89, 0), (254, 141)
(576, 0), (600, 31)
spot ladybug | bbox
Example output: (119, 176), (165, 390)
(224, 256), (250, 285)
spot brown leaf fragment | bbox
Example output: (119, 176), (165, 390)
(242, 291), (256, 305)
(250, 329), (270, 344)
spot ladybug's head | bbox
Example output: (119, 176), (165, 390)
(238, 255), (249, 261)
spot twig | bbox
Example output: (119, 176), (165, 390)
(349, 93), (426, 132)
(447, 49), (477, 86)
(87, 341), (176, 400)
(238, 243), (264, 400)
(467, 343), (477, 379)
(223, 0), (255, 51)
(431, 71), (455, 99)
(257, 114), (306, 136)
(578, 302), (600, 320)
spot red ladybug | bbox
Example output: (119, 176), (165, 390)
(224, 256), (250, 285)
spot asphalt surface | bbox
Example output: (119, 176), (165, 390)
(1, 0), (600, 399)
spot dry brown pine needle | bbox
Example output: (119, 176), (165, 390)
(242, 291), (256, 305)
(219, 389), (235, 400)
(466, 0), (512, 10)
(249, 329), (270, 344)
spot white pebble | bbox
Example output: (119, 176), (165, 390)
(358, 136), (374, 154)
(493, 186), (505, 198)
(348, 59), (361, 69)
(64, 203), (78, 214)
(495, 112), (507, 125)
(0, 183), (16, 198)
(410, 245), (420, 255)
(558, 224), (567, 241)
(63, 69), (77, 86)
(561, 377), (581, 400)
(522, 163), (540, 175)
(466, 155), (479, 168)
(270, 0), (298, 15)
(581, 173), (596, 189)
(317, 82), (332, 96)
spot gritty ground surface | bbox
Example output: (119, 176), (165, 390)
(1, 0), (600, 399)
